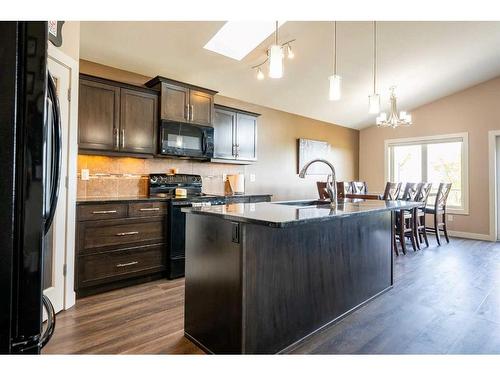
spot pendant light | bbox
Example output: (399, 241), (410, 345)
(268, 21), (284, 79)
(368, 21), (380, 114)
(329, 21), (342, 101)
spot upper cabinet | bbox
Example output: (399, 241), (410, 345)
(78, 75), (158, 156)
(145, 76), (217, 127)
(213, 105), (259, 163)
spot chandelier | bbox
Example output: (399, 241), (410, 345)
(376, 87), (412, 128)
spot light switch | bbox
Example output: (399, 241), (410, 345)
(448, 215), (454, 222)
(222, 173), (227, 181)
(250, 173), (256, 182)
(81, 169), (90, 181)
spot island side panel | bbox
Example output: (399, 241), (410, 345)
(243, 211), (393, 354)
(184, 214), (243, 353)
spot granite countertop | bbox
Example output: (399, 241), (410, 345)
(182, 198), (423, 228)
(76, 193), (272, 205)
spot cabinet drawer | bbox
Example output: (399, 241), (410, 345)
(79, 217), (166, 254)
(78, 244), (166, 288)
(128, 201), (168, 217)
(77, 203), (128, 221)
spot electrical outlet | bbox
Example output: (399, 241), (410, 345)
(250, 173), (256, 182)
(81, 168), (90, 181)
(448, 215), (454, 222)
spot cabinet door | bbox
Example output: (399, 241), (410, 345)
(189, 89), (214, 126)
(120, 89), (158, 154)
(236, 113), (257, 161)
(213, 108), (236, 159)
(78, 79), (120, 151)
(160, 82), (189, 122)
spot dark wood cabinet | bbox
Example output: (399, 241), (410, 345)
(213, 105), (259, 162)
(189, 89), (214, 126)
(120, 89), (158, 154)
(145, 76), (217, 127)
(213, 107), (236, 159)
(78, 79), (120, 151)
(236, 113), (257, 161)
(78, 75), (158, 156)
(76, 200), (168, 297)
(160, 83), (189, 123)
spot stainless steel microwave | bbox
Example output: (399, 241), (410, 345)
(159, 121), (214, 159)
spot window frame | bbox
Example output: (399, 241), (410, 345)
(384, 132), (469, 215)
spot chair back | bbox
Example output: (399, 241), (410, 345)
(316, 181), (329, 200)
(416, 182), (432, 204)
(434, 182), (452, 210)
(401, 182), (424, 201)
(382, 182), (402, 200)
(351, 181), (368, 194)
(336, 181), (353, 199)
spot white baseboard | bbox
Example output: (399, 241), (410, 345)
(448, 230), (493, 241)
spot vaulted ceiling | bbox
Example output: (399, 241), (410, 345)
(80, 21), (500, 129)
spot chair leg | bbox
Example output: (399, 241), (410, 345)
(399, 212), (407, 255)
(393, 231), (399, 256)
(422, 213), (429, 247)
(408, 215), (418, 252)
(413, 210), (421, 250)
(443, 213), (450, 243)
(434, 213), (441, 246)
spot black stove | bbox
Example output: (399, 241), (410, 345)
(149, 174), (226, 279)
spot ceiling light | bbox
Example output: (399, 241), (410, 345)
(329, 21), (341, 101)
(369, 21), (381, 114)
(256, 67), (264, 80)
(204, 21), (286, 61)
(286, 43), (294, 59)
(376, 87), (412, 128)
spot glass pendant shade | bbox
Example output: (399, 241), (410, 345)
(268, 44), (284, 78)
(287, 44), (294, 59)
(328, 74), (342, 101)
(368, 93), (381, 114)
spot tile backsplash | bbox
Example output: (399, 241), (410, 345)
(77, 155), (245, 199)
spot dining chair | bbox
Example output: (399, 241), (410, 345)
(395, 182), (423, 255)
(425, 182), (452, 245)
(414, 182), (432, 249)
(382, 182), (402, 200)
(336, 181), (353, 199)
(316, 181), (329, 200)
(351, 181), (368, 194)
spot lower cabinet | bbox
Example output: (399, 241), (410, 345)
(76, 201), (168, 297)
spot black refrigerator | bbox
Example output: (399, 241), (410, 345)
(0, 21), (60, 354)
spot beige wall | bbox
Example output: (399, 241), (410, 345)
(78, 60), (359, 201)
(360, 76), (500, 236)
(56, 21), (80, 61)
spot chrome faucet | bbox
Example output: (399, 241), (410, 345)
(299, 158), (337, 206)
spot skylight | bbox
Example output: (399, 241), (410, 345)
(204, 21), (286, 61)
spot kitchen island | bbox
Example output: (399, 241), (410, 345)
(182, 199), (421, 354)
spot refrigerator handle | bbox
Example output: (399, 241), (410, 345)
(39, 295), (56, 349)
(44, 72), (62, 234)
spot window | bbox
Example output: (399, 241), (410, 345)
(385, 133), (469, 214)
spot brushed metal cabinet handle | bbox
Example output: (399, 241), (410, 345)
(116, 261), (139, 268)
(190, 105), (194, 121)
(139, 207), (160, 211)
(114, 128), (119, 149)
(115, 231), (139, 236)
(121, 129), (125, 148)
(92, 210), (118, 214)
(185, 104), (190, 120)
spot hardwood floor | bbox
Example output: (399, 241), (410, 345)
(43, 278), (203, 354)
(44, 238), (500, 354)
